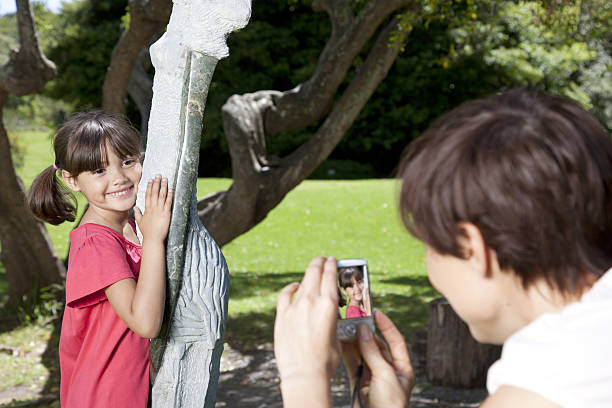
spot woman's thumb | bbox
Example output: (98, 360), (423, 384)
(357, 324), (390, 373)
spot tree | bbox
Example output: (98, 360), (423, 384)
(36, 0), (610, 250)
(95, 0), (421, 246)
(0, 0), (65, 304)
(196, 0), (419, 246)
(102, 0), (171, 127)
(43, 0), (127, 109)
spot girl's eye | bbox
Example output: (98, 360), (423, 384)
(93, 168), (105, 175)
(123, 159), (136, 166)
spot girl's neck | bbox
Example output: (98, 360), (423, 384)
(80, 207), (131, 236)
(348, 300), (361, 308)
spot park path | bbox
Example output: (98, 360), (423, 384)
(0, 339), (487, 407)
(216, 343), (488, 408)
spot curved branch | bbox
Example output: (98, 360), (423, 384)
(102, 0), (171, 113)
(263, 0), (415, 135)
(280, 13), (410, 189)
(199, 9), (416, 247)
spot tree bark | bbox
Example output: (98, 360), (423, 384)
(199, 1), (418, 246)
(0, 0), (65, 304)
(102, 0), (171, 114)
(127, 44), (155, 142)
(426, 298), (502, 388)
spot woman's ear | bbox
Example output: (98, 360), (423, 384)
(62, 170), (80, 192)
(457, 222), (495, 278)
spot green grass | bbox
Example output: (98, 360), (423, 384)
(2, 129), (438, 349)
(212, 178), (438, 347)
(0, 325), (56, 392)
(0, 128), (439, 406)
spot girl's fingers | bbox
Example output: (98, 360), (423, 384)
(158, 177), (168, 205)
(298, 257), (326, 297)
(277, 282), (299, 313)
(133, 206), (142, 224)
(165, 189), (175, 211)
(320, 257), (338, 300)
(150, 175), (161, 202)
(374, 310), (413, 377)
(145, 179), (153, 204)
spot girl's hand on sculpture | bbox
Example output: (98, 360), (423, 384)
(134, 175), (174, 242)
(274, 256), (341, 408)
(343, 310), (415, 408)
(107, 175), (174, 339)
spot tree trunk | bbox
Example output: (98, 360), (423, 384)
(127, 44), (155, 142)
(0, 0), (65, 305)
(102, 0), (171, 114)
(198, 0), (419, 246)
(426, 298), (502, 388)
(0, 92), (65, 304)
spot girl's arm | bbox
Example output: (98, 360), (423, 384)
(105, 175), (173, 339)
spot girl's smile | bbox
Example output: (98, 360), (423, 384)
(345, 278), (364, 305)
(106, 185), (135, 199)
(63, 142), (142, 223)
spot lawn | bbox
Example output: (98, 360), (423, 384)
(0, 129), (438, 404)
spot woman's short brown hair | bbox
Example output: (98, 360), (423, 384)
(399, 88), (612, 295)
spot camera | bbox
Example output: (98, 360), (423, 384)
(336, 259), (375, 342)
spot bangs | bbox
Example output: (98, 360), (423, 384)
(64, 113), (141, 174)
(338, 267), (363, 288)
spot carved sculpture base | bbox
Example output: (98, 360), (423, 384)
(138, 2), (251, 406)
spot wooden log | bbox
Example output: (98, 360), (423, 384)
(426, 298), (502, 388)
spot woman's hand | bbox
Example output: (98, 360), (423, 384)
(134, 175), (173, 242)
(274, 256), (341, 408)
(343, 310), (415, 408)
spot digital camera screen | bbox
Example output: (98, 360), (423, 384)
(337, 263), (372, 319)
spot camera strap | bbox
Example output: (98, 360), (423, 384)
(351, 364), (364, 408)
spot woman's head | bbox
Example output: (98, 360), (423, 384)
(28, 111), (141, 225)
(399, 88), (612, 295)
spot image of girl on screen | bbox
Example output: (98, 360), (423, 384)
(338, 266), (370, 318)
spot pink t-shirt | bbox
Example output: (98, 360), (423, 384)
(346, 305), (367, 319)
(60, 222), (149, 408)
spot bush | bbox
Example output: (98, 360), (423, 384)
(310, 159), (377, 179)
(16, 283), (64, 326)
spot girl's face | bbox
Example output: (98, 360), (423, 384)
(64, 142), (142, 219)
(344, 278), (364, 305)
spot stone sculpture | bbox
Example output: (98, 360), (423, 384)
(134, 1), (252, 406)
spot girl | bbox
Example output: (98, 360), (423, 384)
(28, 111), (174, 407)
(338, 266), (367, 319)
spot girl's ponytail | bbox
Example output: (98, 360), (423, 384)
(27, 165), (77, 225)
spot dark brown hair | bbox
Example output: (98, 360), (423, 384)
(399, 88), (612, 295)
(338, 266), (364, 289)
(28, 110), (141, 225)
